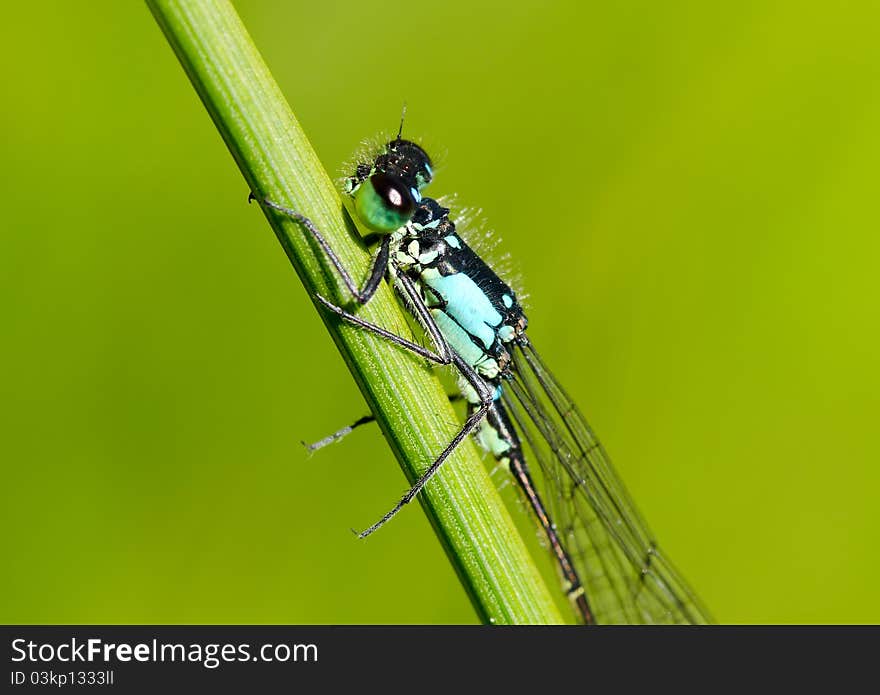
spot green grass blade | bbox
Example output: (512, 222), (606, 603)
(146, 0), (566, 624)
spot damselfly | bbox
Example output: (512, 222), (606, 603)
(257, 126), (711, 625)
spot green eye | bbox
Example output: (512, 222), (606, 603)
(353, 173), (416, 233)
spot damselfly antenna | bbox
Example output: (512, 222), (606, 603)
(396, 103), (407, 141)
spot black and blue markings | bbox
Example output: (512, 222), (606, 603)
(258, 133), (711, 625)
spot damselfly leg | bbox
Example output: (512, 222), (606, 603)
(259, 197), (495, 539)
(305, 394), (465, 452)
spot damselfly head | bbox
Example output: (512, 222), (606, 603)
(346, 139), (434, 234)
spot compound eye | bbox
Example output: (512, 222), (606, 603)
(372, 173), (415, 214)
(354, 172), (416, 233)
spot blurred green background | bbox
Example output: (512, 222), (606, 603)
(2, 0), (878, 624)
